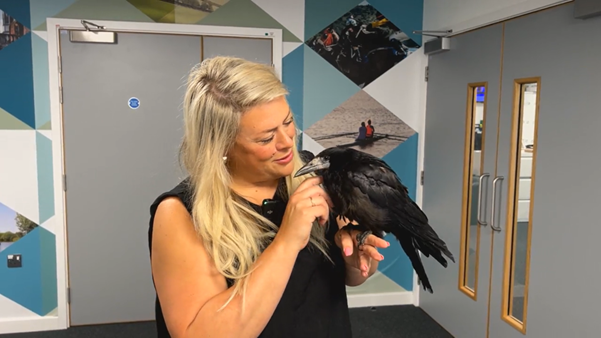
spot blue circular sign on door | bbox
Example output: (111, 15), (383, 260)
(128, 97), (140, 109)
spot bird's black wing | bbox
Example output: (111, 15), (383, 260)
(345, 161), (428, 229)
(344, 161), (454, 264)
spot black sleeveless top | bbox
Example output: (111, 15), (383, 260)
(148, 152), (352, 338)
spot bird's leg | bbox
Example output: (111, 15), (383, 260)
(344, 222), (372, 247)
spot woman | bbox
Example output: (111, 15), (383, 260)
(148, 56), (388, 338)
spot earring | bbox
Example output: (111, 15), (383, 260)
(223, 156), (227, 161)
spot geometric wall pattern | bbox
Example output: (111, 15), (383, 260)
(0, 0), (424, 324)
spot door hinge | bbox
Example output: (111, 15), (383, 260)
(59, 86), (63, 104)
(62, 174), (67, 191)
(58, 55), (62, 74)
(67, 287), (71, 304)
(424, 66), (429, 82)
(420, 170), (424, 185)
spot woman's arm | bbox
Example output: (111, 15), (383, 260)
(151, 197), (299, 338)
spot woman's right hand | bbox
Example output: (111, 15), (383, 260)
(276, 176), (333, 252)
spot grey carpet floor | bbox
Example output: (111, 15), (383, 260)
(1, 305), (453, 338)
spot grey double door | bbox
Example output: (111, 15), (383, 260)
(420, 3), (601, 338)
(59, 29), (272, 325)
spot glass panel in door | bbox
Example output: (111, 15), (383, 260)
(458, 83), (489, 299)
(489, 76), (540, 336)
(500, 79), (539, 333)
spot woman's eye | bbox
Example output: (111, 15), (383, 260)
(284, 119), (294, 126)
(260, 137), (274, 144)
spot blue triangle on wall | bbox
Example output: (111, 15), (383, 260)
(283, 44), (305, 129)
(0, 33), (35, 129)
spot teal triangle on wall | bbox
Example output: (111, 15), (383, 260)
(0, 33), (35, 129)
(283, 44), (305, 129)
(32, 33), (51, 129)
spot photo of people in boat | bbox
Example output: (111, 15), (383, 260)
(305, 1), (420, 88)
(304, 90), (416, 159)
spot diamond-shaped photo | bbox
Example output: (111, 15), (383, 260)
(128, 0), (228, 23)
(0, 202), (38, 253)
(304, 90), (416, 158)
(0, 10), (30, 51)
(305, 1), (420, 88)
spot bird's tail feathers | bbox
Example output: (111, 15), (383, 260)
(417, 238), (455, 268)
(396, 233), (433, 294)
(394, 216), (455, 267)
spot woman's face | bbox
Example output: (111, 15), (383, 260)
(228, 96), (297, 184)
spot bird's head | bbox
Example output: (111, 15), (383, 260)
(294, 147), (350, 177)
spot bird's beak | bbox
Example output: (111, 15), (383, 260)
(294, 157), (330, 177)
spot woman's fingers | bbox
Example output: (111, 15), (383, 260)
(306, 195), (330, 226)
(338, 228), (355, 257)
(295, 176), (323, 193)
(360, 243), (384, 262)
(358, 251), (371, 277)
(294, 182), (333, 208)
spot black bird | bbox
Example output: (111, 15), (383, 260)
(294, 147), (454, 293)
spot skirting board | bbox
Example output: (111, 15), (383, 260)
(347, 291), (414, 308)
(0, 316), (64, 335)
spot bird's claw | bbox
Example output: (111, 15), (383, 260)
(356, 230), (372, 247)
(344, 222), (372, 247)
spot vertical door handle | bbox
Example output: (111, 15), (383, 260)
(477, 173), (490, 226)
(490, 176), (504, 232)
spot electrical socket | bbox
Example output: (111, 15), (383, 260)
(7, 254), (22, 268)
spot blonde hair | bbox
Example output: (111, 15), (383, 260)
(179, 56), (330, 310)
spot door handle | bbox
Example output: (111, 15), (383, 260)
(490, 176), (504, 232)
(477, 173), (490, 226)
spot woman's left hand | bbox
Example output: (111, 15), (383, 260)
(334, 216), (390, 278)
